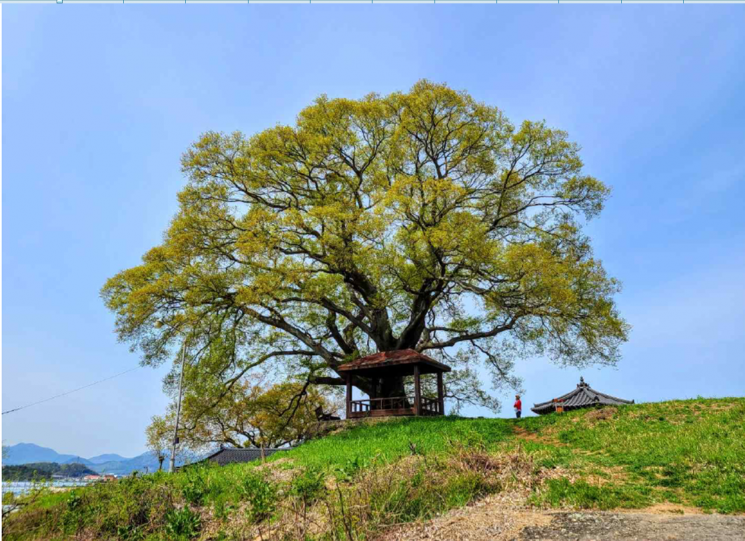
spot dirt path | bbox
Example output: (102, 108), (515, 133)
(379, 496), (745, 541)
(520, 511), (745, 541)
(377, 493), (551, 541)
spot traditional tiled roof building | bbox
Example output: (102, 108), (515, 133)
(199, 447), (284, 466)
(531, 377), (634, 415)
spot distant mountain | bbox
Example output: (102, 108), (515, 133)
(3, 443), (77, 466)
(88, 453), (129, 465)
(62, 456), (96, 466)
(90, 452), (199, 475)
(3, 443), (199, 475)
(89, 453), (162, 475)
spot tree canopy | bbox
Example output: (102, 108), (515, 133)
(1, 463), (97, 481)
(102, 80), (628, 409)
(147, 380), (337, 452)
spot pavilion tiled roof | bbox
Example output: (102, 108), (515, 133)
(200, 448), (284, 466)
(337, 349), (451, 373)
(531, 377), (634, 415)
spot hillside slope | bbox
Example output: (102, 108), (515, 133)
(3, 397), (743, 540)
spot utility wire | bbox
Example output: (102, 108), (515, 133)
(2, 366), (141, 415)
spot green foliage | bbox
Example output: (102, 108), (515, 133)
(289, 467), (326, 503)
(102, 80), (628, 417)
(164, 507), (201, 540)
(115, 524), (145, 541)
(148, 381), (336, 455)
(2, 462), (97, 481)
(180, 465), (210, 505)
(334, 456), (371, 483)
(239, 471), (277, 523)
(60, 491), (86, 535)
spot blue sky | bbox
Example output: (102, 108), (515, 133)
(3, 6), (744, 458)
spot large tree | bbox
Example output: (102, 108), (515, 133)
(147, 381), (337, 452)
(103, 80), (628, 408)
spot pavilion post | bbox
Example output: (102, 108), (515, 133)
(346, 374), (352, 419)
(437, 371), (444, 415)
(370, 377), (378, 411)
(414, 365), (421, 416)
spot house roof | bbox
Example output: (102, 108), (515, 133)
(200, 448), (284, 466)
(337, 349), (451, 375)
(531, 377), (634, 415)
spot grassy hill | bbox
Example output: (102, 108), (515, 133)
(3, 397), (743, 540)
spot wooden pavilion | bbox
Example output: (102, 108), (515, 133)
(531, 377), (634, 415)
(338, 349), (451, 418)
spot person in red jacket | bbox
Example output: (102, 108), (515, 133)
(514, 395), (522, 418)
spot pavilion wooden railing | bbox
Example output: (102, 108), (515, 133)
(420, 396), (440, 414)
(350, 396), (442, 416)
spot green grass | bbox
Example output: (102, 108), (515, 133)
(278, 415), (515, 470)
(535, 398), (745, 514)
(4, 397), (743, 540)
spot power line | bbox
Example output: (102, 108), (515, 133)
(2, 366), (142, 415)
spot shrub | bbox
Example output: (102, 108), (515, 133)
(290, 468), (326, 504)
(334, 456), (370, 482)
(164, 507), (201, 540)
(180, 466), (210, 505)
(60, 490), (91, 535)
(115, 524), (145, 541)
(240, 472), (276, 523)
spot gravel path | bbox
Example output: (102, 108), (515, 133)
(379, 500), (745, 541)
(520, 511), (745, 541)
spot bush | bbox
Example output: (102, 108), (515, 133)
(165, 507), (201, 540)
(240, 472), (276, 523)
(334, 456), (370, 482)
(290, 468), (326, 503)
(60, 490), (86, 535)
(180, 466), (210, 505)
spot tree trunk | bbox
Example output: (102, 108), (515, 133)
(380, 376), (406, 398)
(332, 347), (413, 403)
